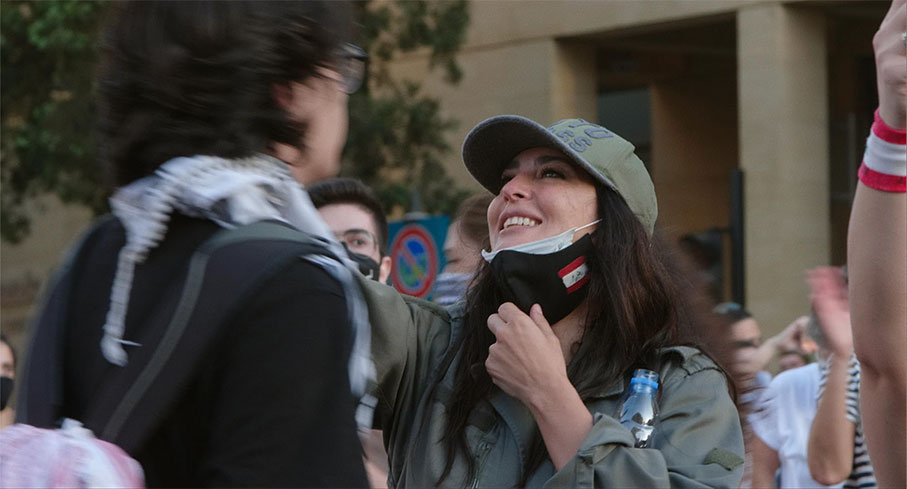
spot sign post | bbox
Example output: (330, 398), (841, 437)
(386, 216), (449, 299)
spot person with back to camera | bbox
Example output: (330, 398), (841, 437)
(14, 2), (371, 487)
(359, 115), (744, 488)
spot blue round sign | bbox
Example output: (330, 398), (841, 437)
(389, 224), (439, 298)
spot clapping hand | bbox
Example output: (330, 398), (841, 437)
(807, 267), (853, 357)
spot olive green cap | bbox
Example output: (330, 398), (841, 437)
(462, 115), (657, 235)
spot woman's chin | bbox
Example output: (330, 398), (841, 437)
(492, 226), (544, 251)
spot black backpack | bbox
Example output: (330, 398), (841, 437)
(17, 218), (344, 454)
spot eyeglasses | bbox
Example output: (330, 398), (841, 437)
(336, 228), (378, 255)
(338, 43), (368, 94)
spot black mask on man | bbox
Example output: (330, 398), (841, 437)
(344, 246), (381, 281)
(488, 234), (594, 324)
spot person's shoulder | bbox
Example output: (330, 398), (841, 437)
(652, 346), (735, 397)
(652, 347), (736, 411)
(72, 215), (126, 259)
(659, 345), (722, 378)
(355, 275), (451, 325)
(276, 256), (345, 287)
(202, 221), (346, 290)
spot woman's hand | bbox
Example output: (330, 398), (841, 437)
(874, 0), (906, 129)
(485, 303), (570, 407)
(487, 303), (594, 470)
(807, 267), (854, 358)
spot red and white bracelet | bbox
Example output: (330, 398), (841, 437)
(858, 109), (906, 193)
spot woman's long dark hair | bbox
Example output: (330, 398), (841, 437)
(438, 183), (719, 485)
(97, 1), (352, 187)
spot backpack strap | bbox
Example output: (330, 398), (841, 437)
(79, 220), (340, 453)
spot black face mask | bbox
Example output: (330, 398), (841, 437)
(346, 249), (382, 281)
(0, 376), (13, 411)
(488, 234), (594, 324)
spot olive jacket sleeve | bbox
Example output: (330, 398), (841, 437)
(354, 277), (453, 435)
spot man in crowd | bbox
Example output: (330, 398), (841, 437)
(712, 303), (814, 488)
(309, 177), (392, 284)
(712, 303), (812, 402)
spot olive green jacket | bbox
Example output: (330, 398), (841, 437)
(360, 279), (744, 488)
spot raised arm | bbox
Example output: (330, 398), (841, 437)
(846, 1), (906, 487)
(806, 267), (856, 485)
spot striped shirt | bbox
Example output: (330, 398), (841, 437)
(817, 354), (876, 489)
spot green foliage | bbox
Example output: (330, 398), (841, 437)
(344, 0), (471, 217)
(1, 0), (109, 243)
(0, 0), (471, 243)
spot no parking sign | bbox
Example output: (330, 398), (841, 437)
(387, 216), (449, 299)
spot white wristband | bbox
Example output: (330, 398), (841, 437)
(864, 132), (907, 177)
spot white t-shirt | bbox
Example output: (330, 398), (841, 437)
(749, 363), (842, 489)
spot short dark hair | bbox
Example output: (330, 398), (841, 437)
(308, 178), (389, 256)
(98, 1), (353, 187)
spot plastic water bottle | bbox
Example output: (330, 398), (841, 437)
(616, 369), (659, 448)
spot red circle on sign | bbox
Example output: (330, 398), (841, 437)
(389, 224), (439, 298)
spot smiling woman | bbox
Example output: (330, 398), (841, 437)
(362, 115), (745, 488)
